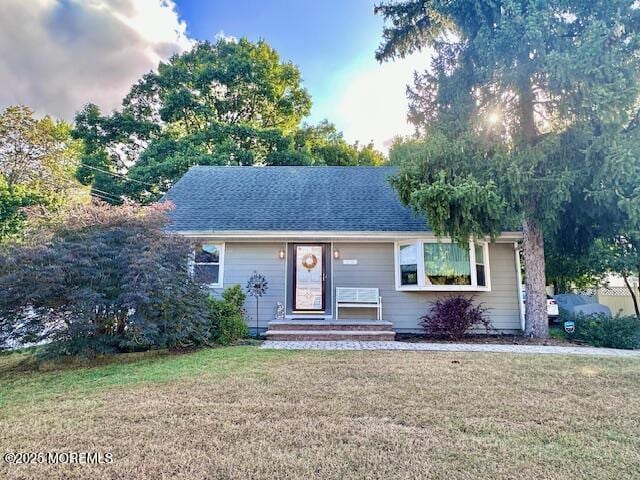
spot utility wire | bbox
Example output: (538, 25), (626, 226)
(80, 163), (155, 187)
(89, 192), (122, 202)
(90, 194), (113, 203)
(92, 187), (124, 201)
(90, 192), (123, 204)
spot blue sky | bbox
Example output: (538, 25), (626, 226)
(174, 0), (428, 150)
(0, 0), (428, 152)
(174, 1), (384, 114)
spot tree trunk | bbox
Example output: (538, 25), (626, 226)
(622, 275), (639, 317)
(522, 218), (549, 337)
(515, 50), (548, 337)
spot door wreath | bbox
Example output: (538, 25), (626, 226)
(301, 253), (318, 271)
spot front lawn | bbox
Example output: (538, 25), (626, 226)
(1, 347), (639, 479)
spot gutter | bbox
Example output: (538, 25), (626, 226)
(172, 230), (525, 243)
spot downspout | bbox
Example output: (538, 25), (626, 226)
(514, 242), (525, 331)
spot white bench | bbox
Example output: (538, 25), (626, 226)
(335, 287), (382, 321)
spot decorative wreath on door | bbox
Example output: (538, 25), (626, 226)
(300, 253), (318, 271)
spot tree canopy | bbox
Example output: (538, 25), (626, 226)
(73, 38), (386, 203)
(377, 0), (640, 336)
(0, 105), (87, 242)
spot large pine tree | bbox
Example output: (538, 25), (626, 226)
(376, 1), (640, 336)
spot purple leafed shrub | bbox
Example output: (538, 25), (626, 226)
(420, 296), (491, 340)
(0, 201), (214, 355)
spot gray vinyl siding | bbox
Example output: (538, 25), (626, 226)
(212, 242), (286, 333)
(332, 242), (522, 332)
(207, 240), (521, 333)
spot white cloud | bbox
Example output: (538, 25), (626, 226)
(330, 51), (432, 152)
(214, 30), (237, 43)
(0, 0), (193, 120)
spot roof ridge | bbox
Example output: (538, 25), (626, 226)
(188, 165), (395, 169)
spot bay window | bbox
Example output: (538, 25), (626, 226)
(395, 240), (490, 291)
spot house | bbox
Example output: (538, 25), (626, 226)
(163, 166), (524, 340)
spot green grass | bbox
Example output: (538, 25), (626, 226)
(0, 346), (292, 409)
(1, 346), (639, 480)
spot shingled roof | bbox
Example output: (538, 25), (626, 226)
(162, 166), (429, 232)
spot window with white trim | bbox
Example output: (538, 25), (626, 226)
(395, 240), (490, 291)
(192, 243), (224, 287)
(475, 243), (486, 287)
(399, 243), (419, 286)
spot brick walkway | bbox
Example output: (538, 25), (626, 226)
(261, 340), (640, 357)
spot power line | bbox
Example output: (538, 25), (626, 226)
(92, 187), (123, 200)
(90, 192), (123, 204)
(90, 192), (121, 203)
(80, 163), (155, 187)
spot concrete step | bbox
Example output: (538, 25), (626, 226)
(265, 330), (396, 341)
(267, 320), (393, 331)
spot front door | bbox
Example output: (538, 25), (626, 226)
(293, 244), (326, 312)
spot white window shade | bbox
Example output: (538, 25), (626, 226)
(424, 243), (472, 285)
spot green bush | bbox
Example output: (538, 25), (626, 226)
(216, 312), (249, 346)
(209, 285), (248, 345)
(567, 314), (640, 350)
(221, 284), (246, 310)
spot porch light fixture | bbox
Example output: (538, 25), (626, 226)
(333, 249), (340, 259)
(278, 249), (285, 260)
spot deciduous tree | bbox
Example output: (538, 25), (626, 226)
(73, 39), (386, 203)
(0, 106), (86, 241)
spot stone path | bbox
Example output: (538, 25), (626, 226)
(261, 340), (640, 357)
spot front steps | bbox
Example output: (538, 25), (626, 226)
(265, 320), (395, 341)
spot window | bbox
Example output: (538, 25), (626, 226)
(475, 244), (486, 287)
(424, 243), (471, 285)
(395, 240), (490, 291)
(192, 243), (224, 287)
(399, 243), (418, 286)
